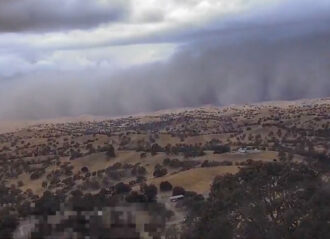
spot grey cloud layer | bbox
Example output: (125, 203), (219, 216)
(1, 29), (329, 120)
(0, 0), (129, 32)
(0, 0), (330, 119)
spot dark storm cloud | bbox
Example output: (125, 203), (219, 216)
(0, 0), (129, 32)
(74, 0), (330, 51)
(0, 0), (330, 120)
(1, 29), (329, 120)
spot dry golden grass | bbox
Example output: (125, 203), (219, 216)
(197, 150), (278, 162)
(8, 164), (58, 196)
(2, 97), (328, 197)
(149, 166), (239, 194)
(69, 151), (168, 176)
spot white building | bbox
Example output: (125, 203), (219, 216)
(169, 195), (184, 202)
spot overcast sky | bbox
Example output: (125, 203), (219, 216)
(0, 0), (329, 119)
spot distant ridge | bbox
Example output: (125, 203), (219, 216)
(0, 97), (329, 134)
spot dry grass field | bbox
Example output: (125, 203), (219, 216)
(150, 166), (239, 194)
(0, 97), (329, 199)
(0, 97), (329, 239)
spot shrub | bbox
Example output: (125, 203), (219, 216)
(141, 184), (158, 202)
(151, 143), (163, 155)
(212, 145), (230, 154)
(153, 168), (168, 178)
(172, 186), (185, 196)
(81, 166), (89, 173)
(105, 145), (116, 158)
(160, 181), (173, 192)
(114, 182), (131, 194)
(126, 191), (146, 203)
(30, 169), (45, 180)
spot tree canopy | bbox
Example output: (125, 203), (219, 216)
(183, 162), (330, 239)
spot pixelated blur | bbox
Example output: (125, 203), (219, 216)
(13, 203), (166, 239)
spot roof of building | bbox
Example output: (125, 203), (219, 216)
(169, 195), (184, 200)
